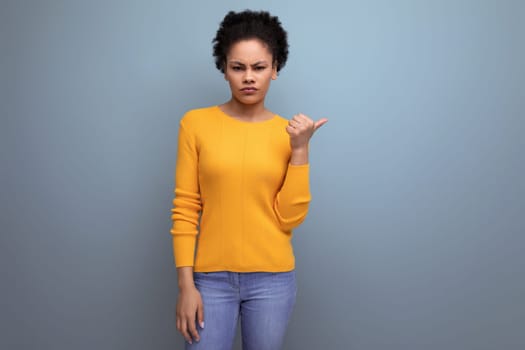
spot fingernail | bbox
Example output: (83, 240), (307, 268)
(200, 321), (205, 329)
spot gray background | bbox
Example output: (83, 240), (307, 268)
(1, 0), (524, 349)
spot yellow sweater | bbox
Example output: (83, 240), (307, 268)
(170, 106), (311, 272)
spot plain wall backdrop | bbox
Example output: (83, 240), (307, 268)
(1, 0), (524, 349)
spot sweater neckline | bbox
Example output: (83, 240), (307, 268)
(214, 105), (278, 125)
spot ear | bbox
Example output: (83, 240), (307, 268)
(272, 63), (278, 80)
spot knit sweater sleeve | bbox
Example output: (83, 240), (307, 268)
(273, 163), (311, 232)
(170, 117), (201, 267)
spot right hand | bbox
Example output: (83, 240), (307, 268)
(176, 285), (204, 344)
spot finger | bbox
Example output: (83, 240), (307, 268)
(286, 125), (297, 135)
(314, 118), (328, 130)
(293, 115), (308, 126)
(296, 113), (311, 123)
(296, 114), (316, 130)
(180, 320), (192, 344)
(176, 317), (180, 331)
(289, 119), (301, 128)
(197, 303), (205, 329)
(188, 317), (200, 342)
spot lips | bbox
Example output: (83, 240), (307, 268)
(241, 87), (257, 92)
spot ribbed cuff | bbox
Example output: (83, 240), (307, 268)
(283, 163), (310, 198)
(173, 235), (196, 267)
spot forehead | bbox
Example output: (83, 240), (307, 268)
(227, 39), (273, 63)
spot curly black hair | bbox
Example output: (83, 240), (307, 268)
(212, 10), (289, 73)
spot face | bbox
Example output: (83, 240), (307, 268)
(224, 39), (278, 106)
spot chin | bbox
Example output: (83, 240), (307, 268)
(234, 95), (264, 105)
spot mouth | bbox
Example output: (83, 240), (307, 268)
(240, 87), (258, 93)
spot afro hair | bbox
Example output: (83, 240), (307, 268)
(212, 10), (289, 73)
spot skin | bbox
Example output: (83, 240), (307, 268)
(175, 38), (328, 345)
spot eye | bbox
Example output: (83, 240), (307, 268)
(255, 66), (266, 71)
(231, 66), (243, 71)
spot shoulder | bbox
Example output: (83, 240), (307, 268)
(181, 105), (216, 124)
(179, 105), (218, 131)
(272, 114), (290, 131)
(273, 114), (289, 124)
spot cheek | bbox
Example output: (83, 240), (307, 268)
(260, 72), (273, 82)
(227, 76), (240, 87)
(263, 76), (274, 87)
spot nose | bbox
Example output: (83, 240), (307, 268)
(243, 68), (255, 83)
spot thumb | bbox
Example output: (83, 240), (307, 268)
(314, 118), (328, 131)
(197, 303), (204, 329)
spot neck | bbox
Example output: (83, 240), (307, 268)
(223, 98), (267, 120)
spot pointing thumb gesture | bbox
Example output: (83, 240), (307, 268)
(286, 113), (328, 150)
(314, 117), (329, 131)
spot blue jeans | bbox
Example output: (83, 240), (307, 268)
(185, 270), (297, 350)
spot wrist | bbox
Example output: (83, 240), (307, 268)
(291, 145), (308, 154)
(177, 266), (195, 290)
(178, 283), (196, 291)
(290, 146), (309, 165)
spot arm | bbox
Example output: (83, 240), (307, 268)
(171, 117), (204, 344)
(273, 146), (312, 231)
(170, 118), (201, 267)
(273, 113), (328, 231)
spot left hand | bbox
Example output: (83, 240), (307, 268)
(286, 113), (328, 150)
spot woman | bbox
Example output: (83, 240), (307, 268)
(171, 9), (327, 350)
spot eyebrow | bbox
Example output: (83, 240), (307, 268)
(228, 60), (268, 66)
